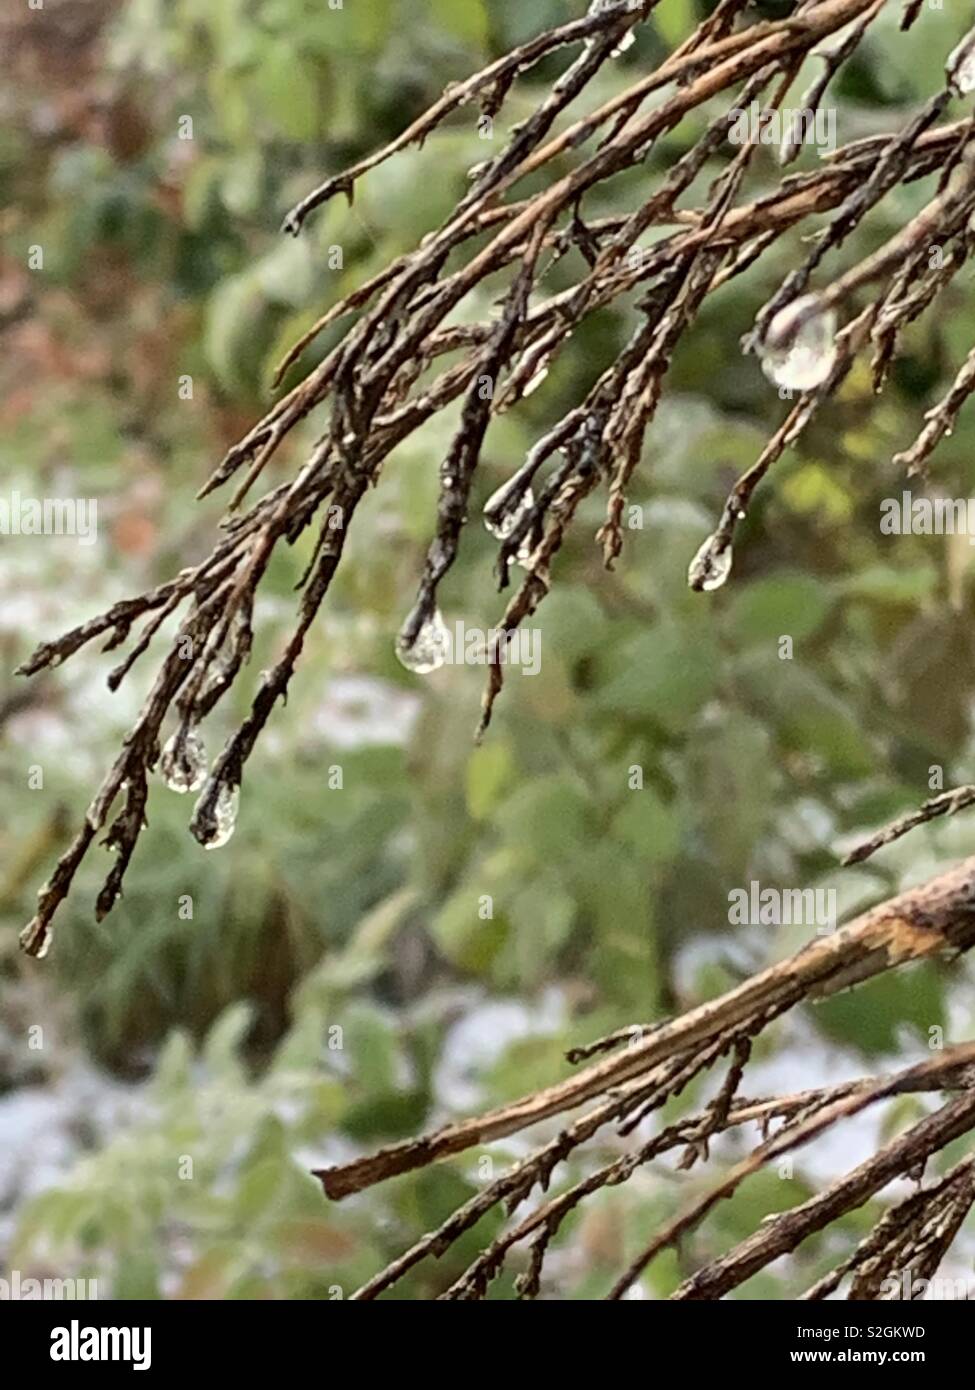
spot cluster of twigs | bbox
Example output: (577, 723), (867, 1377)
(315, 764), (975, 1298)
(322, 854), (975, 1299)
(16, 0), (975, 1298)
(17, 0), (975, 958)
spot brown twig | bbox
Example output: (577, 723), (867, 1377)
(15, 1), (975, 986)
(843, 786), (975, 865)
(320, 857), (975, 1199)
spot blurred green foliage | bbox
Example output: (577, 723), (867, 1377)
(4, 0), (975, 1298)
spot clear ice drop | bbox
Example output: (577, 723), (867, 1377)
(483, 483), (535, 542)
(758, 294), (837, 392)
(160, 728), (208, 794)
(688, 534), (733, 592)
(197, 782), (239, 850)
(396, 608), (449, 674)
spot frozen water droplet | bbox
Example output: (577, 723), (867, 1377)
(197, 782), (239, 850)
(396, 608), (449, 674)
(758, 295), (837, 391)
(483, 483), (535, 541)
(160, 728), (207, 794)
(688, 534), (733, 592)
(948, 34), (975, 94)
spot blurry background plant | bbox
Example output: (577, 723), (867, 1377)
(4, 0), (975, 1298)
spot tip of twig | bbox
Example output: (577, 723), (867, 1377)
(312, 1168), (336, 1197)
(840, 845), (871, 867)
(15, 650), (52, 679)
(19, 916), (51, 959)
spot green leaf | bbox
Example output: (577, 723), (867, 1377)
(501, 774), (592, 863)
(183, 157), (223, 230)
(683, 710), (774, 875)
(538, 587), (608, 666)
(203, 1002), (253, 1077)
(465, 740), (514, 821)
(718, 1168), (815, 1244)
(654, 0), (693, 50)
(729, 574), (833, 644)
(112, 1251), (161, 1301)
(254, 236), (316, 308)
(204, 272), (270, 393)
(152, 1030), (194, 1096)
(344, 1005), (400, 1094)
(779, 462), (854, 522)
(342, 1090), (429, 1141)
(430, 0), (488, 47)
(814, 963), (945, 1056)
(207, 64), (252, 142)
(502, 878), (576, 984)
(253, 43), (320, 141)
(431, 887), (509, 974)
(234, 1157), (285, 1224)
(221, 150), (264, 217)
(491, 0), (563, 47)
(739, 657), (876, 779)
(839, 563), (938, 605)
(595, 625), (718, 733)
(610, 786), (681, 866)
